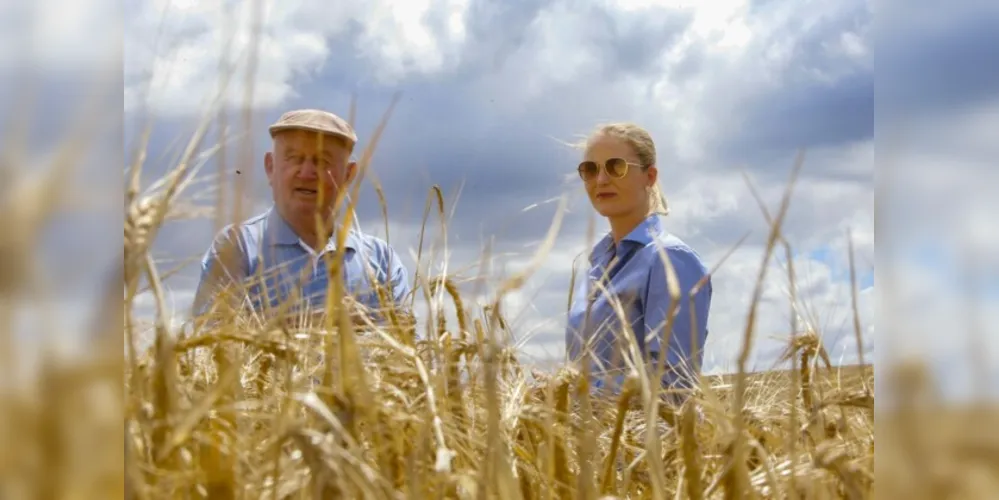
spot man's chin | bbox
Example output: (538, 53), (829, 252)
(288, 202), (334, 220)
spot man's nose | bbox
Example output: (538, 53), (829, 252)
(297, 157), (319, 179)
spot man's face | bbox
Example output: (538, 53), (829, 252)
(265, 130), (356, 227)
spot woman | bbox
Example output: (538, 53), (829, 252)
(565, 122), (712, 402)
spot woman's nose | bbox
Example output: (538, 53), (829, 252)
(594, 168), (612, 184)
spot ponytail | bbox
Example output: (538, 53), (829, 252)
(648, 182), (669, 216)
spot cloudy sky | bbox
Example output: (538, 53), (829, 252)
(6, 0), (981, 395)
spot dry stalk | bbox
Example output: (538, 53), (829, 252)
(680, 400), (705, 500)
(98, 36), (917, 500)
(599, 373), (637, 494)
(730, 151), (804, 499)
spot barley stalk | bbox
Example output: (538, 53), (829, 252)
(4, 14), (919, 497)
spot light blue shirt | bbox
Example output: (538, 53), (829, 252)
(192, 206), (411, 319)
(565, 214), (712, 396)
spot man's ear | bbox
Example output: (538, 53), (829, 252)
(344, 160), (358, 184)
(264, 152), (274, 182)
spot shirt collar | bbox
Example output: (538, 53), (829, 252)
(264, 206), (360, 251)
(588, 213), (664, 264)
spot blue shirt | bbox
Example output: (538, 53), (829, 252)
(191, 206), (411, 319)
(565, 214), (712, 395)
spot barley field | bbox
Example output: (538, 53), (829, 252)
(1, 99), (994, 500)
(121, 107), (999, 499)
(3, 49), (996, 500)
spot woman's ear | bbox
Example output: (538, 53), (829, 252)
(646, 164), (658, 186)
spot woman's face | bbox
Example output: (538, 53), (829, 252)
(579, 134), (656, 219)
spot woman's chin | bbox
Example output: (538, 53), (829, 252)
(593, 200), (627, 218)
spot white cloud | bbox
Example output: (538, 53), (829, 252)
(124, 0), (329, 115)
(124, 0), (474, 116)
(117, 0), (999, 401)
(354, 0), (471, 83)
(121, 0), (879, 373)
(0, 0), (120, 73)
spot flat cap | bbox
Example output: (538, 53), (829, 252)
(268, 109), (358, 144)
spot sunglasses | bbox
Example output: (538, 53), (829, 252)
(577, 157), (643, 181)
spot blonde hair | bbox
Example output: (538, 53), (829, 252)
(581, 122), (670, 216)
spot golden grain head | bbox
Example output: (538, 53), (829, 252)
(11, 58), (995, 500)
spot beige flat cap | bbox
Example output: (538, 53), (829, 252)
(268, 108), (358, 144)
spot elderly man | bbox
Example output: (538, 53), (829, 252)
(191, 109), (411, 324)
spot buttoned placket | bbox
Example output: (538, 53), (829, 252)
(295, 239), (324, 279)
(605, 241), (638, 282)
(587, 242), (617, 306)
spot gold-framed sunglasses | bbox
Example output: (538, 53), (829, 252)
(577, 157), (642, 181)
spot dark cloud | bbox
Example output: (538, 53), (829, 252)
(121, 0), (894, 376)
(458, 0), (557, 76)
(878, 4), (999, 118)
(725, 72), (873, 165)
(132, 0), (883, 292)
(712, 0), (873, 167)
(589, 8), (694, 77)
(457, 1), (694, 81)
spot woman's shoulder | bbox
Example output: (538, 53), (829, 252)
(640, 229), (708, 275)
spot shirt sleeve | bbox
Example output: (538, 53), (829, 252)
(642, 246), (712, 391)
(191, 227), (248, 318)
(385, 245), (411, 307)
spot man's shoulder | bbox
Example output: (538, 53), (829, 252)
(351, 230), (403, 261)
(209, 212), (270, 247)
(347, 230), (409, 288)
(197, 212), (272, 283)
